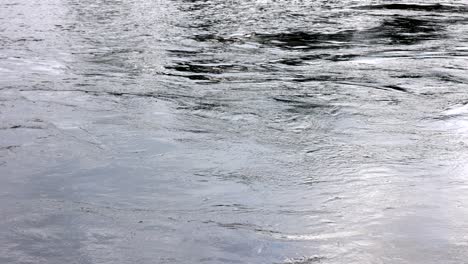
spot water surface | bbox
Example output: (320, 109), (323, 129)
(1, 0), (468, 263)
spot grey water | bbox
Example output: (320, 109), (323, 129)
(1, 0), (468, 263)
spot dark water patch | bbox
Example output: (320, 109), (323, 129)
(193, 16), (447, 52)
(394, 73), (424, 79)
(164, 72), (219, 82)
(384, 84), (409, 93)
(364, 16), (445, 45)
(395, 72), (468, 84)
(434, 73), (468, 84)
(180, 101), (227, 111)
(1, 125), (45, 130)
(14, 38), (44, 42)
(275, 58), (308, 66)
(166, 61), (248, 74)
(0, 145), (20, 151)
(253, 17), (446, 49)
(354, 3), (468, 13)
(192, 33), (240, 43)
(252, 31), (355, 50)
(305, 148), (323, 154)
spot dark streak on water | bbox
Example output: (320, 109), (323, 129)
(1, 0), (468, 263)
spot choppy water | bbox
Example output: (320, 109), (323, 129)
(1, 0), (468, 263)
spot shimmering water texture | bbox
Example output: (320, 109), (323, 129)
(1, 1), (468, 263)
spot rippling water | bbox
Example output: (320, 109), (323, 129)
(1, 0), (468, 263)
